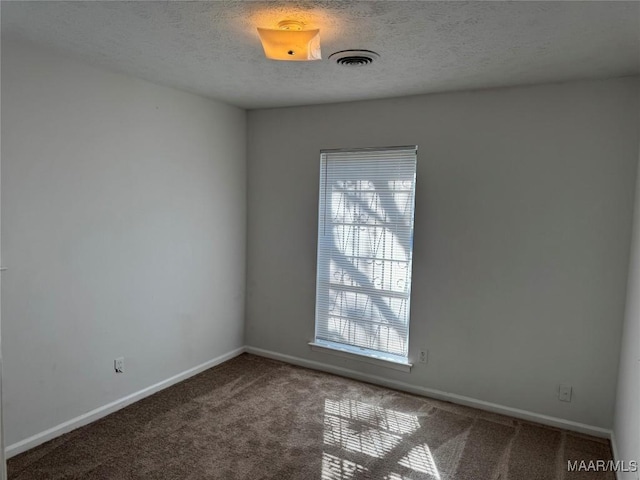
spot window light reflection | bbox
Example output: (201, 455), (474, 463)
(321, 398), (442, 480)
(398, 444), (442, 479)
(321, 452), (368, 480)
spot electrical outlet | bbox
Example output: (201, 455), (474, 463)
(419, 349), (428, 364)
(558, 384), (572, 402)
(114, 357), (124, 373)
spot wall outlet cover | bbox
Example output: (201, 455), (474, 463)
(558, 384), (572, 402)
(114, 357), (124, 373)
(419, 349), (428, 364)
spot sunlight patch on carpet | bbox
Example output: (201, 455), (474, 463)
(398, 443), (441, 479)
(322, 452), (368, 480)
(322, 398), (442, 479)
(324, 399), (421, 435)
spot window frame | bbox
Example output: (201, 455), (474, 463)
(310, 146), (418, 372)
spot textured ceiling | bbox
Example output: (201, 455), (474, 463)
(2, 1), (639, 109)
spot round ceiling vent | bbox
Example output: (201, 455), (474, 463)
(329, 50), (380, 66)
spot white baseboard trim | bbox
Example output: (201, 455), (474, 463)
(608, 431), (639, 480)
(245, 345), (612, 439)
(5, 346), (246, 459)
(611, 431), (621, 480)
(6, 345), (613, 461)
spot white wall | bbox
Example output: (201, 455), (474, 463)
(614, 139), (640, 478)
(246, 78), (640, 429)
(1, 40), (246, 447)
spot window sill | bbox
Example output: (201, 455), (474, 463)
(308, 342), (412, 373)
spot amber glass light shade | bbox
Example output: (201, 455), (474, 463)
(257, 22), (321, 61)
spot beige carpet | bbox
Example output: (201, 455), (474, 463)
(8, 354), (614, 480)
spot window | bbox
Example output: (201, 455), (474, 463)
(312, 146), (418, 368)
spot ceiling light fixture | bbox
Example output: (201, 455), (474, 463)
(257, 20), (321, 61)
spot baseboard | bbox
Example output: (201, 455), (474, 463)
(5, 346), (246, 458)
(608, 431), (639, 480)
(6, 345), (612, 460)
(245, 345), (612, 439)
(611, 431), (621, 480)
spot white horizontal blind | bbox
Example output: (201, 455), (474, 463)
(315, 146), (417, 362)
